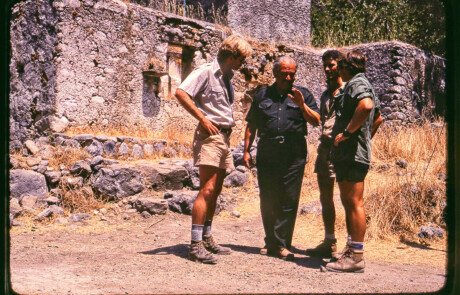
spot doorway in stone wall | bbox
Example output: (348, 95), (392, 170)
(166, 44), (195, 98)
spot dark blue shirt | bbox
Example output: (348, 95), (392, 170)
(245, 84), (319, 137)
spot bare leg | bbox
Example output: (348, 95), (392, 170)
(317, 175), (335, 235)
(338, 181), (366, 242)
(192, 165), (226, 225)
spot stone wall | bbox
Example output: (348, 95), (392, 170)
(228, 0), (311, 47)
(9, 0), (445, 149)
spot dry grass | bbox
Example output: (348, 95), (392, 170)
(57, 184), (106, 214)
(47, 146), (91, 170)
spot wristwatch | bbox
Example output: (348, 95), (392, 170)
(343, 130), (353, 137)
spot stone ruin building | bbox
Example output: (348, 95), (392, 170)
(9, 0), (446, 147)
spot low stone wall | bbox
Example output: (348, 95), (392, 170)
(9, 0), (446, 150)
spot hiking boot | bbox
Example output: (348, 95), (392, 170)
(188, 241), (218, 264)
(325, 249), (365, 273)
(305, 239), (338, 258)
(274, 248), (295, 261)
(325, 241), (351, 263)
(203, 235), (231, 255)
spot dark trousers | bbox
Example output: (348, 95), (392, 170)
(256, 136), (307, 250)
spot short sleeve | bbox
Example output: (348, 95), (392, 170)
(301, 88), (319, 113)
(177, 67), (208, 98)
(374, 95), (381, 112)
(348, 82), (373, 101)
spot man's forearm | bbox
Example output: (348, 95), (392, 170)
(244, 122), (257, 153)
(300, 104), (320, 126)
(371, 112), (383, 138)
(345, 97), (373, 133)
(175, 89), (206, 123)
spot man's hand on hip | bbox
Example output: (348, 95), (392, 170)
(200, 117), (220, 135)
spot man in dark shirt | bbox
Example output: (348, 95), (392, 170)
(326, 50), (383, 273)
(243, 56), (320, 261)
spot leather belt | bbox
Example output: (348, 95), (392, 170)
(212, 123), (232, 136)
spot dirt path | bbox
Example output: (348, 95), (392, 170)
(10, 208), (446, 294)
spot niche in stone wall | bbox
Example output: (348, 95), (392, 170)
(164, 44), (195, 98)
(142, 70), (166, 117)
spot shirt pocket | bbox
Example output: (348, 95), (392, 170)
(286, 100), (303, 121)
(258, 99), (275, 118)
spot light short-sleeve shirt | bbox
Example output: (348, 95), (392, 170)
(178, 59), (235, 128)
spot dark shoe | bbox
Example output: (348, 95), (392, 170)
(203, 235), (231, 255)
(188, 241), (218, 264)
(325, 249), (365, 273)
(277, 248), (295, 261)
(306, 239), (338, 258)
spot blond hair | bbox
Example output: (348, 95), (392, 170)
(217, 34), (253, 63)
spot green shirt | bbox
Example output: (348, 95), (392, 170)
(330, 73), (380, 165)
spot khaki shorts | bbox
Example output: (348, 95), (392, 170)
(192, 124), (234, 170)
(314, 142), (336, 178)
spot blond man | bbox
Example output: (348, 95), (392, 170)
(175, 35), (252, 264)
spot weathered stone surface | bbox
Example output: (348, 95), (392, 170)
(49, 205), (64, 216)
(118, 143), (129, 157)
(219, 192), (237, 212)
(20, 195), (38, 210)
(49, 115), (69, 133)
(54, 217), (69, 224)
(25, 140), (40, 155)
(10, 198), (22, 216)
(85, 140), (103, 157)
(299, 205), (316, 215)
(70, 160), (92, 177)
(183, 159), (200, 189)
(165, 191), (198, 215)
(103, 140), (117, 157)
(90, 155), (105, 168)
(143, 144), (154, 157)
(131, 144), (144, 159)
(44, 196), (60, 205)
(26, 157), (41, 167)
(60, 176), (84, 188)
(74, 134), (94, 142)
(154, 143), (165, 154)
(223, 171), (249, 187)
(134, 198), (168, 215)
(90, 165), (145, 200)
(68, 213), (91, 222)
(136, 162), (189, 191)
(418, 226), (444, 239)
(34, 208), (53, 221)
(9, 169), (48, 199)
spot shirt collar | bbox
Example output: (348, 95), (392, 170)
(212, 59), (234, 79)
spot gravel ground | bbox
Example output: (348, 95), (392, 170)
(9, 210), (447, 294)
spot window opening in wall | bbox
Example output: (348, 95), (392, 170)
(166, 44), (195, 98)
(142, 71), (165, 117)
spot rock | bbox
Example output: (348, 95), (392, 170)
(223, 171), (249, 187)
(60, 176), (84, 188)
(9, 169), (49, 199)
(34, 208), (53, 221)
(73, 134), (94, 143)
(134, 198), (168, 215)
(24, 140), (40, 155)
(9, 140), (22, 152)
(393, 76), (406, 85)
(231, 211), (241, 218)
(135, 162), (189, 191)
(396, 159), (408, 169)
(236, 165), (248, 173)
(70, 160), (92, 177)
(10, 198), (22, 217)
(85, 140), (103, 157)
(63, 139), (80, 148)
(163, 146), (177, 158)
(68, 213), (91, 222)
(36, 165), (47, 174)
(49, 205), (64, 216)
(44, 196), (60, 205)
(118, 142), (129, 157)
(418, 226), (444, 239)
(26, 157), (41, 167)
(140, 211), (152, 218)
(10, 157), (19, 169)
(49, 115), (69, 133)
(95, 135), (108, 142)
(219, 192), (237, 212)
(103, 140), (117, 157)
(299, 205), (316, 215)
(154, 142), (165, 154)
(19, 195), (38, 210)
(232, 152), (244, 167)
(438, 173), (447, 181)
(183, 160), (200, 189)
(166, 191), (198, 215)
(143, 144), (154, 157)
(90, 156), (105, 168)
(377, 163), (391, 172)
(90, 165), (145, 200)
(54, 217), (69, 224)
(131, 144), (144, 159)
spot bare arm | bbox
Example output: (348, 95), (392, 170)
(334, 97), (373, 146)
(371, 110), (383, 138)
(175, 88), (219, 135)
(289, 88), (320, 126)
(243, 122), (257, 168)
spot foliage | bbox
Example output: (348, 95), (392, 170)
(311, 0), (446, 56)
